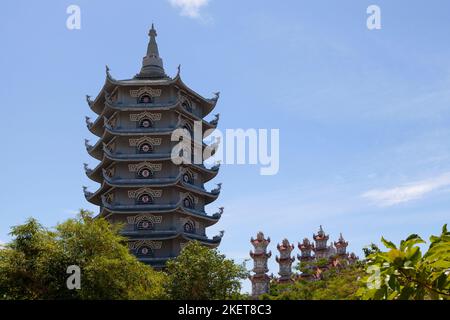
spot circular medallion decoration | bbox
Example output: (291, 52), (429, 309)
(184, 221), (195, 233)
(139, 168), (152, 178)
(140, 118), (152, 128)
(138, 219), (153, 230)
(139, 95), (152, 104)
(183, 197), (194, 209)
(142, 221), (150, 229)
(183, 173), (192, 184)
(138, 246), (152, 256)
(138, 194), (152, 204)
(139, 143), (153, 153)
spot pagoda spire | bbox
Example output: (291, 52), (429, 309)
(147, 23), (160, 57)
(249, 232), (271, 298)
(334, 232), (349, 256)
(136, 23), (167, 79)
(276, 239), (295, 283)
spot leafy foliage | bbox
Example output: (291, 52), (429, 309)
(262, 263), (364, 300)
(0, 210), (167, 300)
(165, 241), (248, 300)
(358, 225), (450, 300)
(363, 243), (380, 258)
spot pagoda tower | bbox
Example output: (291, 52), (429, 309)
(83, 25), (223, 269)
(297, 238), (314, 262)
(275, 239), (295, 283)
(249, 232), (271, 297)
(312, 225), (330, 260)
(334, 233), (349, 257)
(297, 238), (314, 279)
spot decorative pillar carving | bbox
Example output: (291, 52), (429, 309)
(249, 232), (271, 298)
(297, 238), (315, 280)
(312, 225), (330, 260)
(334, 233), (349, 257)
(276, 239), (295, 283)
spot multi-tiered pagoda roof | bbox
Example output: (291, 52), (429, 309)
(83, 25), (223, 268)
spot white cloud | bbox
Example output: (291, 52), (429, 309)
(168, 0), (209, 19)
(63, 209), (80, 216)
(362, 172), (450, 206)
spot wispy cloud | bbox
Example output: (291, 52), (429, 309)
(168, 0), (209, 19)
(63, 209), (79, 215)
(362, 172), (450, 206)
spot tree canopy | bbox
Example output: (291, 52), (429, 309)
(0, 210), (167, 299)
(165, 241), (248, 300)
(1, 211), (448, 300)
(262, 263), (364, 300)
(358, 224), (450, 300)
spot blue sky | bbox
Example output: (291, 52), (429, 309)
(1, 1), (450, 292)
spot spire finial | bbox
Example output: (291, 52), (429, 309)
(136, 24), (166, 79)
(149, 23), (157, 38)
(146, 23), (159, 58)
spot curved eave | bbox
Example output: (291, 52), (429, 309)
(103, 126), (211, 154)
(87, 134), (114, 161)
(105, 73), (216, 109)
(102, 174), (220, 203)
(175, 108), (217, 131)
(85, 183), (113, 205)
(90, 71), (219, 117)
(88, 110), (116, 137)
(103, 149), (215, 166)
(174, 76), (218, 117)
(125, 232), (222, 247)
(182, 233), (222, 247)
(105, 126), (175, 136)
(105, 123), (216, 138)
(89, 71), (175, 115)
(89, 77), (117, 115)
(104, 126), (209, 156)
(197, 165), (219, 182)
(105, 98), (214, 127)
(88, 117), (104, 137)
(105, 72), (176, 87)
(86, 156), (113, 183)
(104, 149), (172, 161)
(86, 153), (219, 183)
(100, 202), (221, 225)
(104, 123), (215, 138)
(105, 97), (180, 112)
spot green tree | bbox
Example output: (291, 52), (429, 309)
(262, 263), (364, 300)
(362, 243), (380, 258)
(0, 210), (167, 300)
(358, 224), (450, 300)
(165, 241), (248, 300)
(0, 218), (64, 299)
